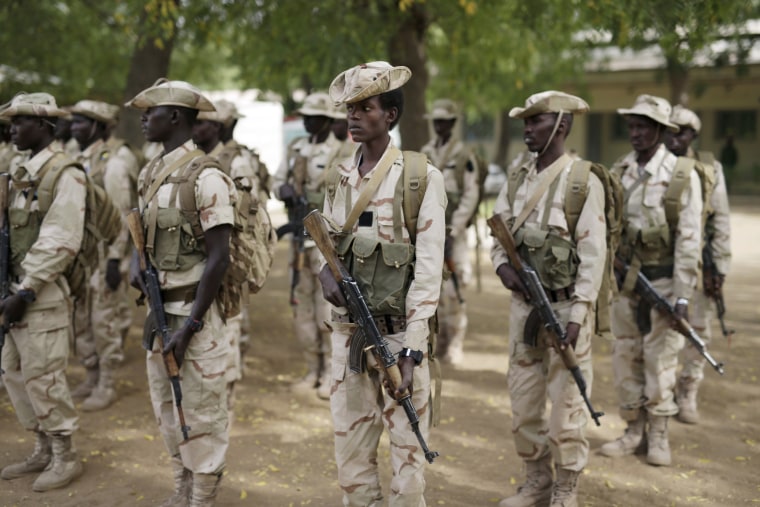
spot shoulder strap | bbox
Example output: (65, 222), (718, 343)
(510, 161), (565, 234)
(342, 145), (400, 233)
(664, 156), (695, 229)
(37, 153), (85, 214)
(697, 151), (715, 168)
(506, 164), (527, 212)
(176, 155), (220, 242)
(402, 151), (429, 244)
(564, 160), (591, 237)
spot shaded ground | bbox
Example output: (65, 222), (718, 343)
(1, 199), (759, 507)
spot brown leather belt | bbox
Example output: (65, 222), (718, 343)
(161, 284), (198, 304)
(331, 310), (407, 335)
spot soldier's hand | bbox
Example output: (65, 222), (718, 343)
(394, 356), (416, 399)
(560, 322), (581, 351)
(318, 265), (347, 308)
(164, 325), (194, 369)
(279, 183), (296, 206)
(673, 301), (689, 329)
(0, 293), (29, 326)
(496, 263), (530, 301)
(106, 259), (122, 291)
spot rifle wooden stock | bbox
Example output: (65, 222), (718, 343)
(0, 174), (9, 373)
(303, 209), (439, 463)
(488, 214), (604, 426)
(127, 209), (191, 440)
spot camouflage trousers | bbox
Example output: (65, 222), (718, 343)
(329, 322), (431, 507)
(73, 268), (126, 369)
(293, 246), (332, 377)
(610, 278), (684, 421)
(436, 234), (470, 362)
(146, 308), (230, 474)
(2, 283), (79, 435)
(223, 312), (242, 386)
(679, 289), (713, 386)
(115, 256), (134, 342)
(507, 296), (593, 471)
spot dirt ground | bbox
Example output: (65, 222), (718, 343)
(1, 199), (759, 507)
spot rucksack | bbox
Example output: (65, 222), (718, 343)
(664, 156), (715, 229)
(35, 153), (122, 298)
(448, 147), (488, 225)
(507, 159), (623, 337)
(175, 155), (277, 318)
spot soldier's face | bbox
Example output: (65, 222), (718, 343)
(433, 119), (455, 139)
(141, 106), (173, 143)
(625, 115), (661, 153)
(522, 113), (557, 153)
(10, 115), (46, 151)
(302, 115), (331, 136)
(192, 119), (221, 146)
(70, 114), (97, 146)
(331, 119), (348, 141)
(346, 97), (395, 144)
(665, 127), (696, 157)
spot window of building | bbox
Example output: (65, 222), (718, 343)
(715, 110), (757, 140)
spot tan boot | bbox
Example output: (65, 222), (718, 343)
(599, 411), (647, 457)
(160, 455), (192, 507)
(190, 471), (223, 507)
(499, 455), (553, 507)
(550, 467), (579, 507)
(81, 368), (117, 412)
(1, 431), (51, 480)
(70, 367), (99, 400)
(32, 435), (83, 492)
(676, 378), (700, 424)
(647, 415), (671, 466)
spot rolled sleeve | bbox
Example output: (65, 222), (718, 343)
(673, 169), (702, 299)
(196, 168), (236, 231)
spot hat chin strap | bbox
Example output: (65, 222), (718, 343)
(538, 111), (564, 157)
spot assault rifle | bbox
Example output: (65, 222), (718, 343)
(276, 154), (309, 306)
(702, 243), (734, 339)
(127, 209), (191, 440)
(304, 210), (439, 463)
(487, 215), (604, 426)
(0, 174), (9, 373)
(613, 257), (725, 375)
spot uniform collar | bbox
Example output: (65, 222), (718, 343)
(80, 138), (105, 159)
(527, 152), (572, 177)
(18, 144), (61, 179)
(208, 141), (224, 157)
(161, 139), (198, 167)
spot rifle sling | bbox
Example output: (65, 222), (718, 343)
(510, 161), (565, 234)
(342, 144), (400, 233)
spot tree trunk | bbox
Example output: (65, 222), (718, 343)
(666, 56), (690, 106)
(387, 4), (429, 151)
(115, 4), (178, 148)
(494, 108), (513, 168)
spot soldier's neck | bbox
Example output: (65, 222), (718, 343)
(197, 138), (220, 154)
(358, 135), (392, 178)
(162, 130), (192, 154)
(535, 144), (564, 172)
(636, 142), (661, 166)
(30, 136), (57, 157)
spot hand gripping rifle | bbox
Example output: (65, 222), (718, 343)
(702, 243), (734, 339)
(304, 210), (439, 463)
(487, 215), (604, 426)
(613, 257), (725, 375)
(0, 174), (9, 374)
(276, 155), (309, 306)
(127, 209), (191, 440)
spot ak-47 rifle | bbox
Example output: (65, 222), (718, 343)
(613, 257), (725, 375)
(487, 215), (604, 426)
(127, 209), (191, 440)
(702, 242), (734, 339)
(276, 154), (309, 306)
(0, 174), (9, 373)
(304, 210), (439, 463)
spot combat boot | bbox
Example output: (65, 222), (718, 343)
(498, 454), (553, 507)
(316, 370), (331, 400)
(160, 455), (192, 507)
(676, 378), (700, 424)
(190, 471), (223, 507)
(81, 368), (117, 412)
(550, 467), (579, 507)
(646, 415), (671, 466)
(1, 431), (51, 480)
(599, 411), (647, 457)
(70, 367), (99, 399)
(32, 435), (83, 492)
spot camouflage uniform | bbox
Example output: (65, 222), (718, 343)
(273, 113), (344, 395)
(421, 100), (479, 365)
(72, 127), (139, 409)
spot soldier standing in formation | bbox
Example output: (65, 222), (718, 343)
(318, 61), (446, 507)
(421, 98), (480, 365)
(273, 91), (343, 400)
(666, 105), (732, 425)
(126, 79), (237, 506)
(601, 95), (702, 467)
(491, 91), (605, 507)
(68, 100), (139, 411)
(0, 92), (85, 492)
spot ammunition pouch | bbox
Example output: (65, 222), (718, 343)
(151, 207), (205, 272)
(515, 227), (578, 291)
(8, 208), (42, 278)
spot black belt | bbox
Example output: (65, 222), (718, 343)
(546, 284), (575, 303)
(160, 284), (198, 304)
(331, 311), (407, 335)
(640, 265), (673, 281)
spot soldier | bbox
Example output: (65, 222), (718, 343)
(318, 61), (446, 507)
(666, 105), (731, 424)
(491, 91), (605, 507)
(421, 99), (480, 365)
(601, 95), (702, 466)
(273, 91), (343, 400)
(52, 108), (80, 156)
(0, 92), (85, 491)
(68, 100), (139, 411)
(126, 79), (236, 506)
